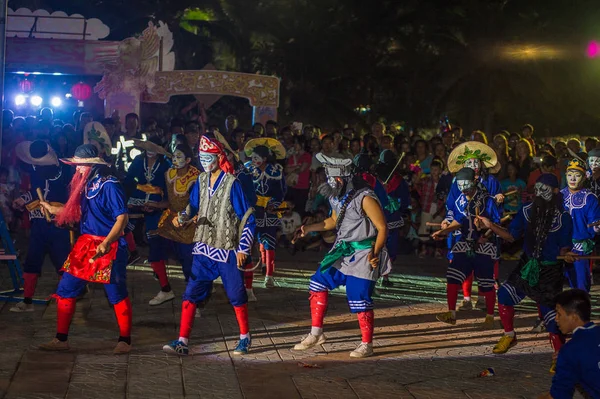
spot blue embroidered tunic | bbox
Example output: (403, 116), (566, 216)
(560, 188), (600, 253)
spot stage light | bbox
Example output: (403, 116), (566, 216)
(32, 72), (41, 75)
(587, 41), (600, 58)
(15, 71), (26, 75)
(14, 95), (26, 106)
(65, 93), (72, 98)
(51, 97), (62, 107)
(52, 72), (62, 76)
(30, 95), (43, 107)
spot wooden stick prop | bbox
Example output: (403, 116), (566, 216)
(503, 190), (518, 197)
(557, 256), (600, 260)
(587, 220), (600, 228)
(426, 222), (441, 227)
(35, 188), (51, 222)
(383, 152), (406, 184)
(69, 231), (75, 247)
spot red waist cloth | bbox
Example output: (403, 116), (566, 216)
(62, 234), (118, 283)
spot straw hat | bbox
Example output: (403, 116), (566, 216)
(15, 140), (58, 166)
(447, 141), (498, 173)
(244, 138), (286, 160)
(132, 138), (171, 158)
(214, 131), (239, 161)
(83, 122), (112, 155)
(61, 144), (110, 166)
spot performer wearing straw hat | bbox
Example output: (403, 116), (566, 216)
(432, 167), (500, 329)
(292, 153), (391, 358)
(244, 138), (287, 288)
(124, 137), (172, 305)
(476, 174), (576, 373)
(561, 159), (600, 292)
(444, 141), (503, 311)
(162, 135), (255, 356)
(37, 144), (132, 354)
(9, 140), (71, 312)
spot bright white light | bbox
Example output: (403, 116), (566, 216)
(52, 72), (62, 76)
(51, 97), (62, 107)
(77, 100), (84, 107)
(32, 72), (41, 75)
(30, 95), (43, 107)
(15, 95), (26, 106)
(65, 93), (72, 98)
(15, 71), (26, 75)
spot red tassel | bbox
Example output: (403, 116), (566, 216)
(113, 297), (132, 338)
(179, 300), (196, 339)
(56, 296), (76, 335)
(357, 310), (374, 343)
(233, 304), (250, 335)
(309, 291), (328, 328)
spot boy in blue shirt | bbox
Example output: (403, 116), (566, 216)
(538, 289), (600, 399)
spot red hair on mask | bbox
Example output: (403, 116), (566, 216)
(55, 166), (92, 226)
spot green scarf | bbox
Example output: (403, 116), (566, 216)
(573, 238), (595, 255)
(319, 238), (375, 272)
(520, 259), (558, 287)
(384, 196), (401, 213)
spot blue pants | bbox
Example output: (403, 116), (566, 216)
(175, 242), (193, 282)
(182, 254), (247, 306)
(447, 253), (495, 292)
(386, 229), (399, 261)
(565, 258), (591, 292)
(24, 220), (70, 275)
(55, 245), (129, 304)
(309, 267), (375, 313)
(498, 282), (559, 335)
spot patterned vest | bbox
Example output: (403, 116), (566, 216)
(193, 172), (240, 250)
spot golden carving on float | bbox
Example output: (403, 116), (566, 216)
(143, 70), (280, 107)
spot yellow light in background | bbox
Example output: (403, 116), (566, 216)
(500, 44), (565, 61)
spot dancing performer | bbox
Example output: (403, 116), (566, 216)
(587, 148), (600, 197)
(376, 150), (409, 286)
(163, 136), (255, 356)
(38, 144), (132, 354)
(444, 142), (503, 311)
(10, 140), (71, 312)
(244, 138), (286, 288)
(476, 174), (575, 372)
(125, 138), (171, 305)
(561, 159), (600, 292)
(156, 143), (200, 282)
(432, 167), (500, 328)
(293, 154), (391, 358)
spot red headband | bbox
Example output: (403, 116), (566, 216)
(198, 135), (234, 174)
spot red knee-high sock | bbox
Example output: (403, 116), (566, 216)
(113, 297), (132, 338)
(56, 297), (76, 336)
(447, 283), (459, 311)
(484, 290), (496, 316)
(244, 263), (254, 289)
(265, 249), (275, 277)
(549, 333), (565, 353)
(498, 304), (515, 332)
(23, 272), (38, 298)
(462, 272), (474, 298)
(151, 260), (169, 289)
(259, 244), (266, 264)
(357, 310), (374, 343)
(124, 231), (136, 252)
(309, 291), (328, 327)
(233, 304), (250, 335)
(179, 300), (197, 339)
(493, 260), (500, 280)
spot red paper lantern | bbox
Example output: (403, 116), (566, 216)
(71, 82), (92, 101)
(19, 79), (34, 93)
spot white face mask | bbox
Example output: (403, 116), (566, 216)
(464, 158), (481, 174)
(251, 153), (265, 168)
(171, 149), (188, 170)
(457, 179), (475, 193)
(566, 170), (584, 190)
(534, 182), (553, 201)
(589, 156), (600, 171)
(199, 153), (218, 173)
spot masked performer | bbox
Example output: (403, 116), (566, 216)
(375, 150), (410, 286)
(292, 154), (391, 358)
(156, 143), (200, 282)
(561, 159), (600, 292)
(432, 167), (500, 328)
(9, 141), (71, 312)
(37, 144), (132, 354)
(587, 148), (600, 197)
(125, 138), (171, 305)
(444, 142), (503, 311)
(476, 174), (575, 373)
(244, 138), (286, 288)
(163, 136), (255, 356)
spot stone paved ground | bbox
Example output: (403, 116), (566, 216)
(0, 246), (597, 399)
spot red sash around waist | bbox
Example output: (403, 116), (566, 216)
(61, 234), (118, 284)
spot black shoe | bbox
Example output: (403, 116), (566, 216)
(381, 278), (394, 287)
(128, 250), (140, 265)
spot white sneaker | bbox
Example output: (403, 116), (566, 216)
(264, 276), (275, 289)
(149, 290), (175, 306)
(195, 309), (202, 318)
(531, 318), (546, 333)
(246, 288), (257, 302)
(293, 333), (327, 350)
(350, 342), (373, 358)
(10, 302), (33, 312)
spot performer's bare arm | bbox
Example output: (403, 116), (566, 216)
(96, 214), (129, 257)
(298, 210), (337, 236)
(431, 220), (461, 240)
(362, 195), (388, 267)
(475, 216), (515, 242)
(38, 200), (63, 215)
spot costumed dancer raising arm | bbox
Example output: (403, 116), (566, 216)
(292, 154), (391, 358)
(163, 135), (255, 356)
(38, 144), (132, 354)
(477, 174), (576, 373)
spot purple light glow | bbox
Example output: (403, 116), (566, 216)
(587, 41), (600, 58)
